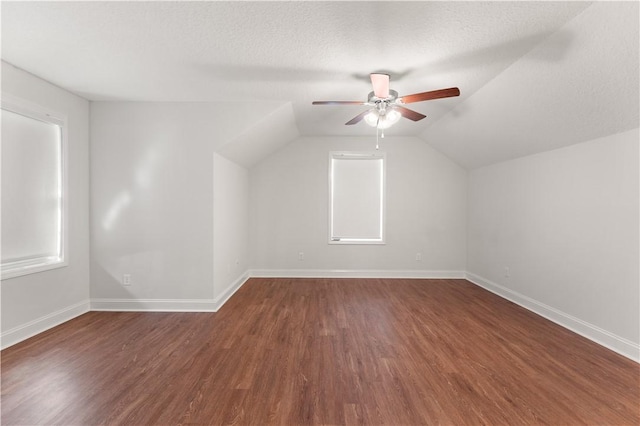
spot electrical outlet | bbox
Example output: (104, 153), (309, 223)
(122, 274), (132, 286)
(504, 267), (510, 278)
(416, 253), (422, 261)
(298, 251), (304, 261)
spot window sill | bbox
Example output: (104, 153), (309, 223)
(1, 257), (68, 280)
(329, 239), (386, 245)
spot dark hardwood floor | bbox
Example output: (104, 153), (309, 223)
(1, 278), (638, 425)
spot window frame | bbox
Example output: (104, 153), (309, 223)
(1, 94), (69, 280)
(328, 151), (386, 245)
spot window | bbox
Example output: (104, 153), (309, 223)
(1, 96), (67, 279)
(329, 151), (385, 244)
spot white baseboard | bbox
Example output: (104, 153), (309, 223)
(249, 269), (466, 279)
(1, 299), (90, 350)
(465, 272), (640, 363)
(90, 272), (250, 312)
(214, 271), (250, 309)
(90, 298), (219, 312)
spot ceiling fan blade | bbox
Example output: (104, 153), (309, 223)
(400, 87), (460, 104)
(312, 101), (366, 105)
(370, 73), (390, 98)
(395, 105), (426, 121)
(345, 110), (371, 125)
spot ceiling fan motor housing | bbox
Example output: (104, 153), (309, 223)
(367, 89), (399, 106)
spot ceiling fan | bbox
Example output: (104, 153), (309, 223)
(312, 73), (460, 130)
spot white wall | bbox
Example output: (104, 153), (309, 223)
(90, 103), (215, 307)
(250, 136), (467, 276)
(467, 129), (639, 360)
(90, 102), (251, 310)
(1, 61), (90, 347)
(213, 153), (250, 301)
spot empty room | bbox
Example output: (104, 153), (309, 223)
(1, 1), (638, 425)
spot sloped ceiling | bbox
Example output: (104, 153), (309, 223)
(218, 102), (300, 168)
(1, 1), (638, 169)
(422, 1), (640, 169)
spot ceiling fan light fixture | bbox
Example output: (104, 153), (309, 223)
(364, 107), (401, 129)
(384, 108), (401, 127)
(364, 110), (379, 127)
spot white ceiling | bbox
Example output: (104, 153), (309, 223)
(2, 1), (638, 169)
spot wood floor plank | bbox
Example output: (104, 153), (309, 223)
(1, 278), (638, 425)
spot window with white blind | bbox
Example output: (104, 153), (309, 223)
(1, 97), (67, 279)
(329, 152), (385, 244)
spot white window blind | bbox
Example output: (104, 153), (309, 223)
(1, 102), (66, 279)
(329, 152), (385, 244)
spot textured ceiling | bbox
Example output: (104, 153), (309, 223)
(2, 1), (638, 168)
(422, 1), (640, 169)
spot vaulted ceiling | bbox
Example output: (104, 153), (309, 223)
(2, 1), (638, 169)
